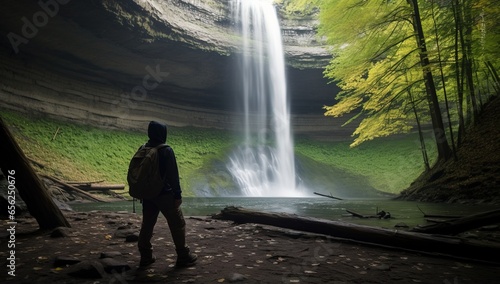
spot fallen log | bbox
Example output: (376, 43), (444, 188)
(345, 209), (376, 218)
(214, 206), (500, 263)
(75, 184), (125, 191)
(313, 191), (343, 200)
(66, 180), (105, 185)
(424, 218), (449, 223)
(411, 209), (500, 235)
(346, 209), (391, 219)
(43, 175), (107, 203)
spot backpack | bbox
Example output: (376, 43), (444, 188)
(127, 144), (168, 199)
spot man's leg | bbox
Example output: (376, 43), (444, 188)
(157, 193), (197, 267)
(138, 199), (160, 266)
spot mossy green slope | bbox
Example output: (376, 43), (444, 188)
(1, 110), (435, 196)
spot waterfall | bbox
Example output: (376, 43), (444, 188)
(228, 0), (303, 197)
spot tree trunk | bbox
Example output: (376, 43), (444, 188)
(430, 0), (457, 160)
(485, 61), (500, 94)
(453, 0), (466, 146)
(407, 89), (430, 170)
(0, 117), (70, 229)
(462, 0), (479, 122)
(214, 206), (500, 263)
(407, 0), (452, 161)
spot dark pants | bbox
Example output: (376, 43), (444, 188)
(137, 192), (186, 259)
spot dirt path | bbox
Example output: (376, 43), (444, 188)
(1, 210), (499, 283)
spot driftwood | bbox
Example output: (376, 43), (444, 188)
(0, 118), (70, 229)
(73, 183), (127, 200)
(345, 209), (375, 218)
(214, 206), (500, 263)
(346, 209), (391, 219)
(66, 180), (105, 185)
(43, 175), (107, 203)
(76, 184), (125, 191)
(64, 180), (125, 191)
(313, 191), (343, 200)
(52, 127), (60, 141)
(411, 209), (500, 235)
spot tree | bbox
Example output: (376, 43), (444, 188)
(406, 0), (453, 161)
(284, 0), (500, 163)
(315, 0), (453, 161)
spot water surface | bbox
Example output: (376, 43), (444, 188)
(70, 197), (496, 229)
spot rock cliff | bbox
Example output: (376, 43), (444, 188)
(0, 0), (350, 136)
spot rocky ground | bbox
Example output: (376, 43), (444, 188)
(1, 209), (499, 284)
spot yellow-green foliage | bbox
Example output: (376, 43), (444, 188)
(293, 0), (500, 149)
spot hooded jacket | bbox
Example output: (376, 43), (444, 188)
(145, 121), (182, 199)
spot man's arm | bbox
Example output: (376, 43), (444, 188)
(165, 147), (182, 201)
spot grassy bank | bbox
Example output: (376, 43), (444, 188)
(295, 135), (437, 194)
(1, 110), (436, 196)
(1, 110), (234, 197)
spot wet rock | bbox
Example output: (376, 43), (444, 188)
(67, 260), (106, 279)
(52, 197), (73, 211)
(100, 257), (131, 273)
(114, 226), (137, 238)
(50, 227), (72, 238)
(229, 273), (247, 282)
(53, 256), (81, 267)
(125, 233), (139, 242)
(100, 251), (123, 259)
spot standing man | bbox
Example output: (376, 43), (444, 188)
(137, 121), (197, 267)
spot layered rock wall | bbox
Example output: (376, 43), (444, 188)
(0, 0), (349, 138)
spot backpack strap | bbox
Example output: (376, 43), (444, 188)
(155, 144), (168, 150)
(142, 143), (168, 150)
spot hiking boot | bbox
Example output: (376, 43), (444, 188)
(139, 256), (156, 267)
(175, 248), (197, 267)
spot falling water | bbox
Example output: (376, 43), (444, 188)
(228, 0), (303, 197)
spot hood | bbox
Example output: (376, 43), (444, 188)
(147, 121), (167, 144)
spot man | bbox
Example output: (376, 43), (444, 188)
(137, 121), (197, 267)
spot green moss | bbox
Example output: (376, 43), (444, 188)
(295, 135), (438, 194)
(1, 110), (234, 197)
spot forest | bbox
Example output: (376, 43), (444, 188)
(283, 0), (500, 168)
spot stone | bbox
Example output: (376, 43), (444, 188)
(53, 256), (81, 267)
(67, 260), (106, 279)
(50, 227), (72, 238)
(114, 227), (137, 238)
(99, 257), (131, 273)
(125, 233), (139, 242)
(100, 251), (123, 259)
(229, 273), (247, 282)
